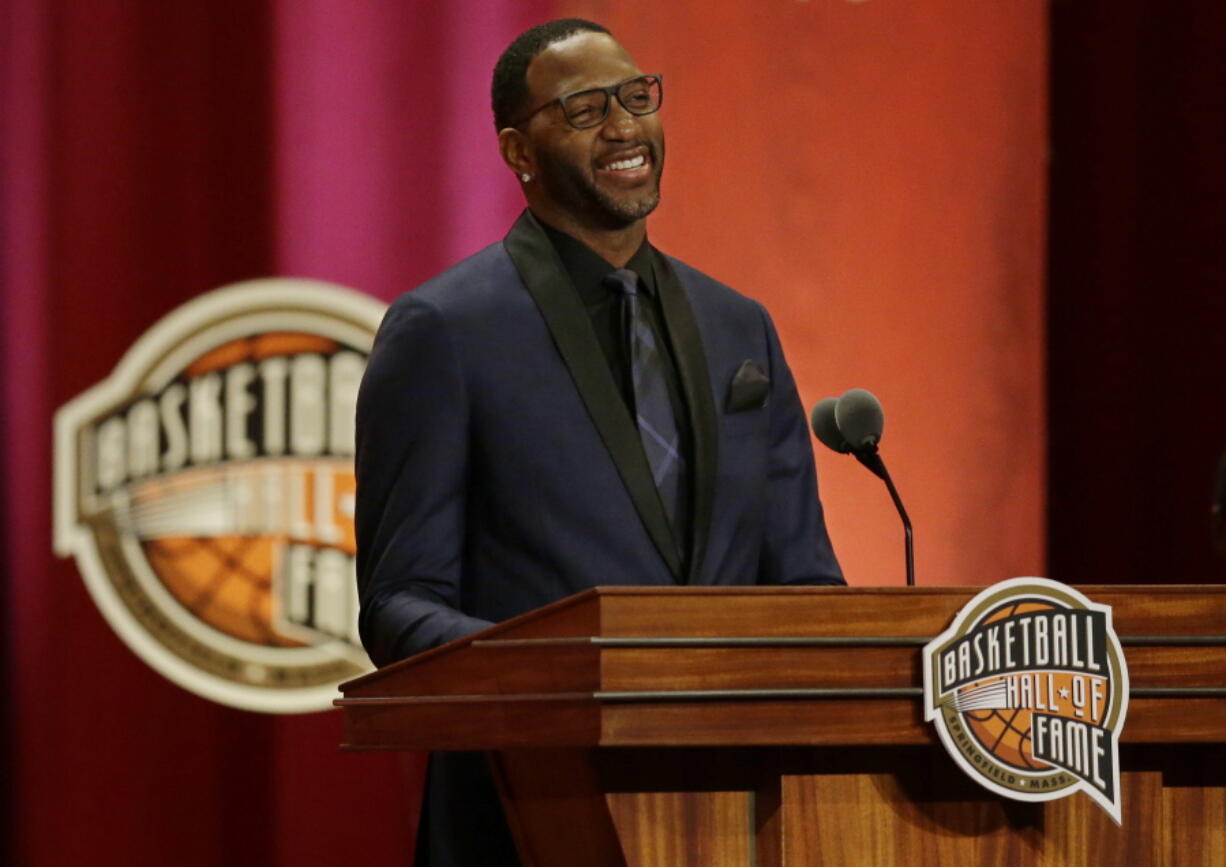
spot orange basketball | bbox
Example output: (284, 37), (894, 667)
(962, 599), (1062, 771)
(965, 705), (1045, 769)
(184, 332), (339, 377)
(145, 535), (299, 645)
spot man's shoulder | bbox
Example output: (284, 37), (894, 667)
(396, 242), (519, 314)
(657, 251), (765, 317)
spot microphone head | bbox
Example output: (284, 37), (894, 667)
(835, 388), (884, 452)
(810, 397), (852, 454)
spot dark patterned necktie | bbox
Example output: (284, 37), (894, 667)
(603, 268), (688, 537)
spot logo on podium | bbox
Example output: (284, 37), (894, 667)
(54, 279), (385, 712)
(923, 577), (1129, 823)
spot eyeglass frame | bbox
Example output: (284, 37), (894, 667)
(511, 73), (664, 130)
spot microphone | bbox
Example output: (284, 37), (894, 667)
(834, 388), (889, 482)
(809, 397), (851, 454)
(834, 388), (884, 452)
(810, 388), (915, 586)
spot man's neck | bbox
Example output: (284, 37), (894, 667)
(528, 207), (646, 268)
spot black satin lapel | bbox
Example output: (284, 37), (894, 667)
(503, 212), (682, 579)
(653, 253), (718, 585)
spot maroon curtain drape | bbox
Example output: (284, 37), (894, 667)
(2, 2), (547, 864)
(1048, 0), (1226, 587)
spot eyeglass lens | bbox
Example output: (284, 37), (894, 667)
(562, 76), (662, 129)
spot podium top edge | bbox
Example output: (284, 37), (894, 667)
(340, 584), (1226, 691)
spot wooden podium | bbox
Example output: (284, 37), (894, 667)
(337, 586), (1226, 865)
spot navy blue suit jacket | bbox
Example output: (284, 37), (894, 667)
(355, 211), (843, 865)
(356, 211), (842, 668)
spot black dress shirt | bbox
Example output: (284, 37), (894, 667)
(538, 221), (694, 560)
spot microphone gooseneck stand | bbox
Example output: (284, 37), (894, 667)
(852, 446), (915, 588)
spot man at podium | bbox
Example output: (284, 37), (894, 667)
(354, 18), (844, 866)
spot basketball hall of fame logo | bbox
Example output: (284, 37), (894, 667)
(54, 279), (387, 713)
(923, 578), (1129, 823)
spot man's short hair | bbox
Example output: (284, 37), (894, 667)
(491, 18), (611, 131)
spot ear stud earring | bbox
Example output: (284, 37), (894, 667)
(520, 173), (532, 183)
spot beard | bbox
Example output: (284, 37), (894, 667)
(537, 139), (664, 229)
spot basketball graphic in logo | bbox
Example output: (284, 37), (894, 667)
(923, 578), (1129, 824)
(54, 280), (386, 712)
(961, 600), (1062, 770)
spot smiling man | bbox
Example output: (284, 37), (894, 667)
(355, 18), (843, 866)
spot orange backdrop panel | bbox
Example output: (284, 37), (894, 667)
(564, 0), (1047, 585)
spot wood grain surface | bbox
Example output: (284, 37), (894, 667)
(338, 587), (1226, 864)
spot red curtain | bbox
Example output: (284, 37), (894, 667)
(2, 2), (548, 864)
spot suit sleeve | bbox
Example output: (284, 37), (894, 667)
(354, 293), (493, 666)
(756, 305), (846, 586)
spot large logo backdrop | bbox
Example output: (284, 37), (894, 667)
(54, 279), (387, 712)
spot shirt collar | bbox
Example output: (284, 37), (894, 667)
(537, 219), (658, 305)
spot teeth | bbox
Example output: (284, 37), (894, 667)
(605, 154), (646, 171)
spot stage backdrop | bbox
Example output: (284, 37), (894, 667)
(2, 1), (1045, 864)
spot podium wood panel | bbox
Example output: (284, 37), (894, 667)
(606, 791), (751, 867)
(781, 771), (1164, 866)
(338, 586), (1226, 865)
(1163, 787), (1226, 864)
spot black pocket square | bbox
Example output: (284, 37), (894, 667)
(726, 359), (770, 412)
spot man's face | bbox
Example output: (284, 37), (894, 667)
(521, 32), (665, 230)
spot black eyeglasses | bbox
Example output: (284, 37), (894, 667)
(513, 74), (663, 130)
